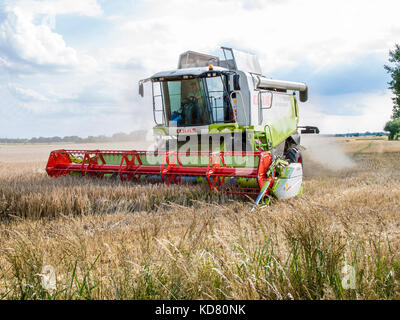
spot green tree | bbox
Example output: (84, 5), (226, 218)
(384, 119), (400, 140)
(384, 44), (400, 119)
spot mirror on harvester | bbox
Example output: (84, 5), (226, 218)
(233, 74), (240, 91)
(139, 82), (144, 97)
(300, 88), (308, 102)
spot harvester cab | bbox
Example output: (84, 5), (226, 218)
(139, 47), (308, 157)
(46, 47), (318, 207)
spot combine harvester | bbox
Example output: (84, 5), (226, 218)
(46, 47), (318, 207)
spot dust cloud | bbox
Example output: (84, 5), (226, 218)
(300, 135), (355, 173)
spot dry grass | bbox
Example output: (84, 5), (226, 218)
(0, 138), (400, 299)
(320, 136), (400, 154)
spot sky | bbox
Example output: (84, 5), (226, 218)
(0, 0), (399, 138)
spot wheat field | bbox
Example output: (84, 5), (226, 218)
(0, 137), (399, 299)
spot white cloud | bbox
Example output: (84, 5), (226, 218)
(9, 0), (102, 17)
(0, 0), (100, 71)
(8, 83), (50, 102)
(0, 7), (77, 66)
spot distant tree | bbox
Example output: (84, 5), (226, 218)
(86, 136), (96, 143)
(63, 136), (81, 142)
(50, 136), (62, 142)
(112, 132), (129, 141)
(384, 44), (400, 119)
(384, 119), (400, 140)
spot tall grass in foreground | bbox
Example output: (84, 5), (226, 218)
(0, 152), (399, 299)
(1, 204), (400, 300)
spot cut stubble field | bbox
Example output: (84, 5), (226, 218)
(0, 137), (399, 299)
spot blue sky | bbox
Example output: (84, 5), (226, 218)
(0, 0), (399, 138)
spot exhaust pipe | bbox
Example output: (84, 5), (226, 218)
(256, 76), (308, 102)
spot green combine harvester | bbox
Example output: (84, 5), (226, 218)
(46, 47), (319, 207)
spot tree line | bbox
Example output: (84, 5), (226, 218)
(384, 44), (400, 140)
(334, 132), (388, 137)
(0, 130), (148, 144)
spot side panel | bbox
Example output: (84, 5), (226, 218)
(262, 93), (298, 148)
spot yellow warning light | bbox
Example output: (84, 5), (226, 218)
(209, 64), (213, 70)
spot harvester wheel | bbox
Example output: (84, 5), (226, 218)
(284, 147), (303, 165)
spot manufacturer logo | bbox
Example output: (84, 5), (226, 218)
(177, 128), (197, 134)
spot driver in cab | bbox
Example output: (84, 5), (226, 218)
(187, 81), (202, 101)
(180, 80), (206, 125)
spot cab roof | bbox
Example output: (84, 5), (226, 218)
(150, 66), (229, 81)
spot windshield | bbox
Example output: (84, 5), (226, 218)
(158, 76), (234, 127)
(162, 78), (209, 126)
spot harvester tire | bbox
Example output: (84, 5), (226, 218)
(284, 147), (303, 165)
